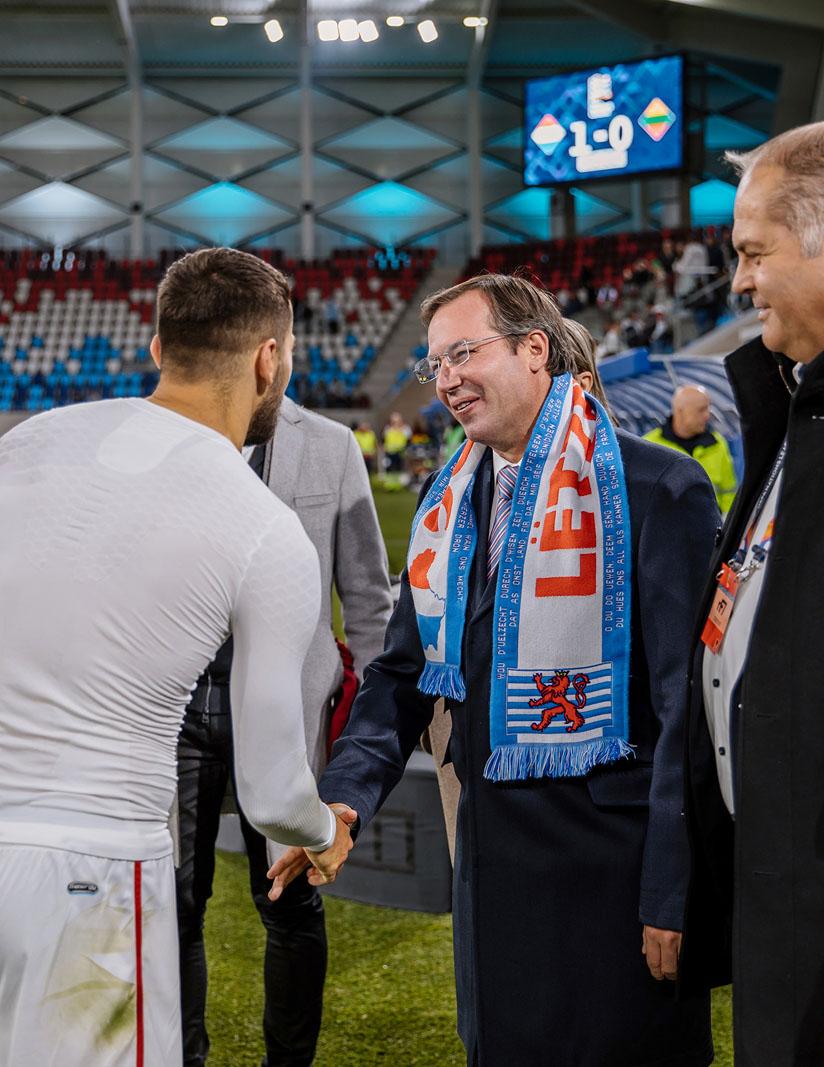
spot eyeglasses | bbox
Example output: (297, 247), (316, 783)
(414, 332), (528, 384)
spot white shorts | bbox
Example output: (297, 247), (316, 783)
(0, 844), (182, 1067)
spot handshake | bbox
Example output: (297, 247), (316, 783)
(267, 802), (357, 902)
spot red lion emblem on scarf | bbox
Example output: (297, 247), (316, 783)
(529, 670), (589, 733)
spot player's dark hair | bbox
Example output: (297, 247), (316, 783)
(156, 247), (292, 382)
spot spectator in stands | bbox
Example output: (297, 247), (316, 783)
(324, 297), (340, 335)
(176, 396), (392, 1067)
(658, 236), (677, 275)
(272, 272), (719, 1067)
(644, 384), (737, 514)
(674, 232), (711, 299)
(353, 419), (378, 474)
(648, 305), (674, 353)
(596, 319), (623, 360)
(703, 230), (729, 327)
(682, 121), (824, 1064)
(382, 410), (411, 488)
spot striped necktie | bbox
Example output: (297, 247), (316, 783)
(487, 463), (518, 579)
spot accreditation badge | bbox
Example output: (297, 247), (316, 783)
(700, 562), (739, 655)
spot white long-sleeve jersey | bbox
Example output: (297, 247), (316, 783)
(0, 398), (335, 860)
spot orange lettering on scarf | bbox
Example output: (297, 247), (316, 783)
(424, 486), (453, 532)
(535, 385), (598, 597)
(535, 553), (597, 597)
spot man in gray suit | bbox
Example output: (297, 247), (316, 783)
(175, 394), (393, 1067)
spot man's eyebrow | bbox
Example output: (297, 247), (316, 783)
(733, 237), (765, 254)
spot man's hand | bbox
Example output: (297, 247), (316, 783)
(642, 925), (682, 981)
(267, 803), (357, 902)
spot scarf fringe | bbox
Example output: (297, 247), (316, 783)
(418, 661), (467, 702)
(483, 738), (635, 782)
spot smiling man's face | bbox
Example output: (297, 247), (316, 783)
(430, 289), (551, 461)
(732, 164), (824, 364)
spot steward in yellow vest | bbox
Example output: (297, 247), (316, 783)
(643, 385), (737, 514)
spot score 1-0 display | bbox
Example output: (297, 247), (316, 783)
(524, 55), (684, 186)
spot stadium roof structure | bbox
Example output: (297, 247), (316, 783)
(1, 0), (823, 87)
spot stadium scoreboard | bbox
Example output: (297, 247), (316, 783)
(524, 55), (685, 186)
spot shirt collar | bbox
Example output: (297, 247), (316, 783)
(491, 450), (522, 480)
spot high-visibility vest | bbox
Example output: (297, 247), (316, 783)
(643, 426), (738, 514)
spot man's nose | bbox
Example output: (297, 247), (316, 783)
(731, 259), (751, 296)
(437, 359), (462, 390)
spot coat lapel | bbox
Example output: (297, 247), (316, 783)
(264, 397), (306, 507)
(469, 451), (496, 621)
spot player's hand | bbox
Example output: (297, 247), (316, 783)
(305, 803), (357, 885)
(267, 803), (357, 901)
(642, 925), (682, 981)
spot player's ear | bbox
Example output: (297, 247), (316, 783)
(254, 338), (277, 397)
(149, 335), (162, 370)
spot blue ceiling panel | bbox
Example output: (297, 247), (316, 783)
(319, 181), (459, 245)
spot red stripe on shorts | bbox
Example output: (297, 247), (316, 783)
(134, 860), (144, 1067)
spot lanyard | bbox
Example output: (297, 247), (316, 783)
(730, 439), (786, 578)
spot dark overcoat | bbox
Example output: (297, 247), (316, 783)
(322, 429), (718, 1066)
(682, 338), (824, 1067)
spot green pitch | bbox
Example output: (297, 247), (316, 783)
(204, 481), (735, 1065)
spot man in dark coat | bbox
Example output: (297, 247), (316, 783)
(272, 275), (718, 1065)
(682, 122), (824, 1066)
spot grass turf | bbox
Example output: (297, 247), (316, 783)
(205, 851), (733, 1065)
(205, 481), (735, 1065)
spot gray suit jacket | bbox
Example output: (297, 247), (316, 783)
(260, 396), (393, 777)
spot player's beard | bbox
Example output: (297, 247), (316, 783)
(244, 353), (291, 447)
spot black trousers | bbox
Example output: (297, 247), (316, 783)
(176, 697), (327, 1067)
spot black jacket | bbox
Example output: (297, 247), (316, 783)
(682, 338), (824, 1066)
(321, 429), (718, 1065)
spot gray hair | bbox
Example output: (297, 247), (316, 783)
(726, 121), (824, 258)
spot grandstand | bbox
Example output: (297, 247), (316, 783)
(0, 245), (435, 415)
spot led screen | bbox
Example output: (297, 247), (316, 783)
(524, 55), (684, 185)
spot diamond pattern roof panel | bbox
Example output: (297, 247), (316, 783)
(151, 181), (295, 244)
(152, 117), (293, 179)
(484, 125), (523, 168)
(0, 96), (44, 138)
(0, 182), (127, 244)
(403, 88), (468, 143)
(0, 117), (125, 179)
(486, 188), (553, 241)
(72, 87), (210, 146)
(405, 154), (521, 212)
(0, 160), (42, 206)
(317, 79), (459, 115)
(0, 78), (126, 113)
(150, 78), (294, 113)
(239, 155), (371, 211)
(321, 117), (457, 180)
(319, 181), (459, 245)
(239, 88), (370, 146)
(73, 155), (211, 212)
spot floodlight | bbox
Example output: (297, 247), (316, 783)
(317, 19), (339, 41)
(463, 16), (488, 27)
(210, 15), (228, 27)
(338, 18), (359, 41)
(386, 16), (404, 26)
(264, 19), (284, 42)
(417, 19), (438, 42)
(358, 19), (379, 42)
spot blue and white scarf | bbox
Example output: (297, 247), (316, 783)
(408, 373), (633, 781)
